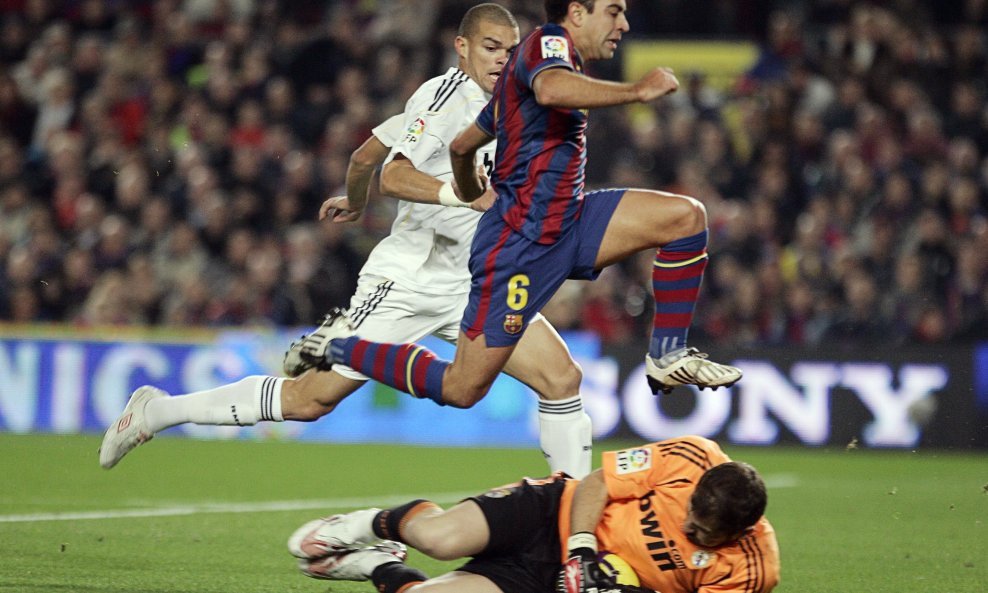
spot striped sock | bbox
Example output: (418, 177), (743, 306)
(650, 229), (708, 359)
(330, 337), (448, 405)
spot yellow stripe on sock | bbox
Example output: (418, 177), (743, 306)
(405, 346), (424, 398)
(653, 253), (708, 268)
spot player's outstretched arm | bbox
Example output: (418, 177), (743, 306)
(570, 468), (609, 534)
(450, 122), (495, 203)
(347, 134), (390, 215)
(533, 67), (679, 110)
(319, 134), (391, 223)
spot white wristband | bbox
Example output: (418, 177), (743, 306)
(567, 531), (598, 553)
(438, 181), (468, 207)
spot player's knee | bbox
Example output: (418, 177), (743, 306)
(442, 387), (487, 409)
(674, 195), (707, 232)
(441, 373), (495, 408)
(411, 524), (470, 561)
(540, 359), (583, 400)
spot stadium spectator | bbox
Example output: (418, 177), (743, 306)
(0, 0), (983, 352)
(286, 435), (779, 593)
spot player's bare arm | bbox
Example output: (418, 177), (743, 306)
(569, 468), (609, 533)
(380, 153), (451, 204)
(325, 134), (391, 221)
(381, 152), (494, 211)
(532, 66), (678, 110)
(450, 122), (495, 202)
(347, 134), (390, 212)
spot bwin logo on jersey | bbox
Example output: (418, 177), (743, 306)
(541, 35), (569, 61)
(404, 117), (426, 143)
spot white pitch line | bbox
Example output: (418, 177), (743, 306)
(0, 474), (798, 524)
(0, 491), (478, 524)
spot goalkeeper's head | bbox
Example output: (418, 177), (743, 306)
(684, 462), (767, 548)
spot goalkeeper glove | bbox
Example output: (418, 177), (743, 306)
(557, 532), (617, 593)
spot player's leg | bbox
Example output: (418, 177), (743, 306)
(146, 370), (363, 428)
(593, 188), (707, 267)
(289, 500), (490, 560)
(278, 370), (365, 419)
(441, 214), (577, 408)
(144, 274), (450, 428)
(586, 189), (741, 393)
(593, 187), (708, 355)
(296, 320), (509, 409)
(300, 556), (500, 593)
(314, 216), (566, 408)
(502, 316), (591, 478)
(442, 333), (520, 408)
(396, 500), (491, 559)
(98, 370), (363, 469)
(290, 482), (558, 593)
(405, 572), (505, 593)
(427, 299), (590, 476)
(100, 277), (433, 469)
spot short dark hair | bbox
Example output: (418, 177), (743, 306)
(544, 0), (595, 24)
(458, 3), (518, 38)
(691, 461), (767, 537)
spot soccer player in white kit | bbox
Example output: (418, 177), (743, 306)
(99, 4), (593, 478)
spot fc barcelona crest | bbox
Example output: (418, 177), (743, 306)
(503, 314), (524, 334)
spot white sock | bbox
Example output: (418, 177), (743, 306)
(538, 395), (592, 479)
(144, 376), (285, 433)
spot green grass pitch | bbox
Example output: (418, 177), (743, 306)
(0, 433), (985, 592)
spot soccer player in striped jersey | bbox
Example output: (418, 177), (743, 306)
(294, 0), (742, 409)
(287, 435), (780, 593)
(100, 4), (595, 479)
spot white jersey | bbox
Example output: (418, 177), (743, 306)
(371, 113), (404, 147)
(360, 68), (493, 295)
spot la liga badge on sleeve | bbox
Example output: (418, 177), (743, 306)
(541, 35), (569, 61)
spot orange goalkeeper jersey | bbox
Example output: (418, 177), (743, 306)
(558, 436), (780, 593)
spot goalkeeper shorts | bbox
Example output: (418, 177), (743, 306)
(459, 476), (568, 593)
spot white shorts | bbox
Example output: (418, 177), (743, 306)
(333, 275), (469, 381)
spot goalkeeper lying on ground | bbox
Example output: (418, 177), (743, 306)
(286, 435), (780, 593)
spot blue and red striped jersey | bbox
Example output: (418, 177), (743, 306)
(476, 23), (588, 245)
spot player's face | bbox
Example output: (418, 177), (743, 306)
(459, 21), (520, 94)
(582, 1), (629, 60)
(682, 504), (736, 548)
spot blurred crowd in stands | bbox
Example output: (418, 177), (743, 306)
(0, 0), (986, 350)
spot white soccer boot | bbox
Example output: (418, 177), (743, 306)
(282, 308), (354, 377)
(645, 348), (742, 394)
(298, 541), (407, 581)
(98, 386), (167, 469)
(287, 508), (382, 559)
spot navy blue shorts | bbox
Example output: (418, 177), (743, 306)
(460, 189), (626, 347)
